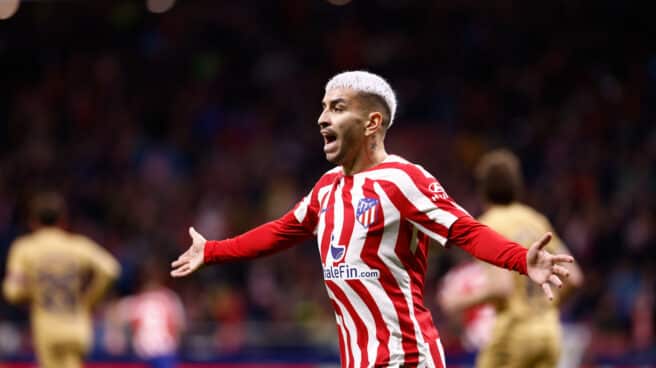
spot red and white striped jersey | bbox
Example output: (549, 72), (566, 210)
(118, 288), (186, 359)
(293, 155), (470, 367)
(204, 154), (528, 366)
(439, 261), (496, 351)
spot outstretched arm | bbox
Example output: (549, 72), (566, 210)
(449, 217), (575, 301)
(383, 164), (577, 301)
(171, 209), (315, 278)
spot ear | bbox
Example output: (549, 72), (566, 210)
(364, 112), (383, 137)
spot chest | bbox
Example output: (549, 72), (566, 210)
(315, 177), (405, 265)
(318, 178), (395, 231)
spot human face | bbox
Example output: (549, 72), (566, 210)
(318, 88), (368, 166)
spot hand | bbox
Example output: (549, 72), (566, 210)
(526, 232), (575, 301)
(171, 227), (207, 278)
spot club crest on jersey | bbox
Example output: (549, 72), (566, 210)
(356, 197), (379, 228)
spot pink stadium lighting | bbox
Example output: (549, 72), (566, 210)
(0, 0), (19, 20)
(146, 0), (176, 14)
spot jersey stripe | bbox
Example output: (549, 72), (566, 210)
(339, 177), (356, 262)
(347, 280), (389, 365)
(328, 282), (370, 367)
(436, 339), (446, 368)
(330, 177), (371, 367)
(426, 338), (444, 368)
(293, 194), (311, 224)
(344, 175), (385, 366)
(318, 178), (340, 262)
(327, 178), (361, 368)
(393, 223), (440, 367)
(373, 182), (422, 365)
(329, 297), (351, 368)
(357, 178), (405, 365)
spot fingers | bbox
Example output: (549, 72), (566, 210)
(541, 283), (554, 301)
(534, 232), (553, 251)
(548, 274), (563, 288)
(552, 264), (570, 278)
(171, 257), (187, 268)
(171, 265), (191, 278)
(170, 259), (198, 277)
(171, 250), (191, 268)
(551, 254), (574, 264)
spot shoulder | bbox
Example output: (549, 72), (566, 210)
(9, 234), (32, 250)
(69, 232), (101, 249)
(69, 233), (116, 263)
(367, 155), (432, 180)
(367, 156), (442, 196)
(309, 167), (343, 201)
(314, 166), (343, 188)
(478, 206), (510, 227)
(8, 232), (41, 257)
(513, 203), (552, 227)
(161, 288), (183, 304)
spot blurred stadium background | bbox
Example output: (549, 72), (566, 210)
(0, 0), (654, 367)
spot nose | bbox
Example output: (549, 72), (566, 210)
(318, 111), (330, 129)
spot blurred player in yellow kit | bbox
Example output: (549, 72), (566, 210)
(3, 192), (121, 368)
(439, 149), (583, 368)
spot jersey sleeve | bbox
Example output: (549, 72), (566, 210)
(2, 240), (30, 304)
(448, 217), (528, 275)
(204, 188), (320, 263)
(292, 188), (321, 234)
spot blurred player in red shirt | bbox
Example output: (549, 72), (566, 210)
(438, 260), (496, 351)
(114, 259), (185, 368)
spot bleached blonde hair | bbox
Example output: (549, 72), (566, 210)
(325, 70), (398, 128)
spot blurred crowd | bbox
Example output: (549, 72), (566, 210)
(0, 0), (654, 365)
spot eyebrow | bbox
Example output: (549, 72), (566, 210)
(321, 98), (348, 109)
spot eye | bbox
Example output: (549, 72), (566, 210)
(332, 105), (344, 112)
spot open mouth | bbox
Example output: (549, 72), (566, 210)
(322, 131), (338, 153)
(324, 132), (337, 145)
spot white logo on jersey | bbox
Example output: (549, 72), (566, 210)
(324, 234), (379, 280)
(428, 182), (448, 201)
